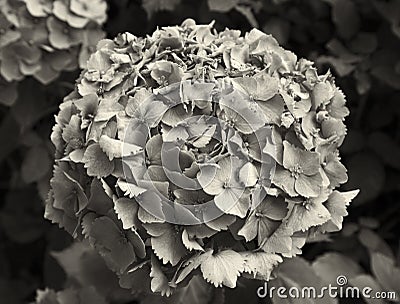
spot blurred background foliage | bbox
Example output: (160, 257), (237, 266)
(0, 0), (399, 303)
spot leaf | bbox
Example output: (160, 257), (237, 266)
(371, 252), (400, 294)
(207, 0), (240, 12)
(150, 254), (173, 296)
(241, 252), (283, 281)
(0, 81), (17, 106)
(200, 249), (245, 288)
(271, 257), (338, 304)
(51, 241), (92, 282)
(99, 135), (143, 160)
(82, 143), (115, 177)
(86, 216), (139, 274)
(368, 132), (400, 170)
(21, 145), (52, 183)
(76, 286), (108, 304)
(117, 180), (147, 198)
(87, 179), (113, 215)
(182, 229), (204, 251)
(114, 197), (140, 230)
(142, 0), (181, 18)
(312, 252), (363, 285)
(175, 253), (209, 284)
(349, 275), (385, 304)
(170, 275), (212, 304)
(358, 228), (395, 259)
(331, 0), (360, 40)
(51, 165), (89, 216)
(144, 223), (187, 266)
(343, 152), (385, 205)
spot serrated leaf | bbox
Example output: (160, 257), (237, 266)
(241, 252), (282, 281)
(182, 229), (204, 251)
(144, 223), (187, 266)
(117, 180), (147, 198)
(150, 254), (173, 296)
(114, 197), (139, 230)
(200, 249), (245, 288)
(86, 216), (139, 274)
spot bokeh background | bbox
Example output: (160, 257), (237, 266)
(0, 0), (399, 303)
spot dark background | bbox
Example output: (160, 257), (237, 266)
(0, 0), (399, 303)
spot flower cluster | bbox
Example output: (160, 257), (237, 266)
(46, 19), (358, 296)
(0, 0), (106, 105)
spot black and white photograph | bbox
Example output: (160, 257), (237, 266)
(0, 0), (399, 303)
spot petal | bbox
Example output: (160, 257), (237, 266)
(214, 188), (249, 218)
(298, 149), (321, 175)
(272, 167), (297, 197)
(282, 140), (300, 170)
(295, 173), (322, 198)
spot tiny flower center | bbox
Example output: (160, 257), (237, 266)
(302, 199), (312, 210)
(290, 164), (303, 179)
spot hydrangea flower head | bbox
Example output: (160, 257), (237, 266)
(46, 19), (358, 297)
